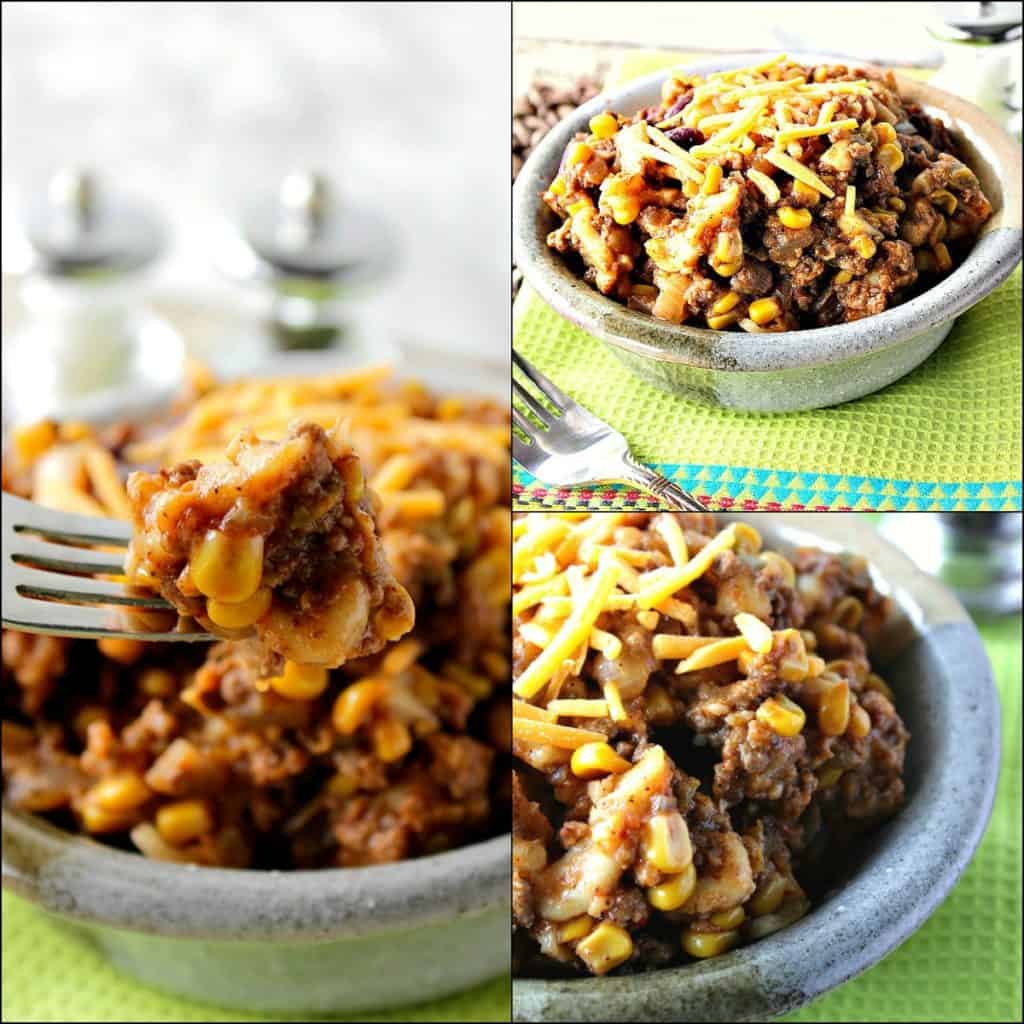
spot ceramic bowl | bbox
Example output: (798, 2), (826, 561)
(513, 513), (1001, 1022)
(512, 53), (1023, 412)
(1, 339), (511, 1015)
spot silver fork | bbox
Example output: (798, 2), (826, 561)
(1, 492), (214, 641)
(512, 351), (706, 511)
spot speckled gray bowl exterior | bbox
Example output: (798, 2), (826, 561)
(2, 819), (509, 1014)
(514, 514), (1000, 1022)
(513, 53), (1023, 412)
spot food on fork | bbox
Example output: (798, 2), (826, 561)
(2, 366), (511, 868)
(543, 56), (992, 330)
(512, 513), (908, 976)
(125, 420), (415, 670)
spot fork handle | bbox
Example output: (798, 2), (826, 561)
(621, 456), (707, 511)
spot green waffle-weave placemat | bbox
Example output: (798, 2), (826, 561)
(784, 608), (1022, 1023)
(514, 51), (1023, 512)
(0, 893), (510, 1022)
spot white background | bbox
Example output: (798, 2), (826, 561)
(1, 1), (511, 361)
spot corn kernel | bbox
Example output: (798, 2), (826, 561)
(756, 695), (806, 737)
(778, 206), (812, 230)
(268, 661), (330, 701)
(750, 874), (787, 917)
(88, 772), (151, 813)
(642, 812), (693, 873)
(707, 310), (741, 330)
(557, 915), (596, 943)
(569, 142), (593, 166)
(576, 922), (633, 975)
(206, 586), (272, 631)
(683, 178), (700, 197)
(709, 906), (746, 930)
(12, 420), (58, 464)
(156, 799), (213, 845)
(865, 673), (894, 700)
(548, 177), (566, 196)
(98, 637), (147, 665)
(933, 242), (952, 272)
(327, 773), (359, 798)
(806, 655), (826, 677)
(644, 683), (674, 722)
(878, 142), (904, 172)
(759, 551), (795, 586)
(874, 122), (897, 145)
(818, 679), (850, 736)
(834, 270), (853, 285)
(332, 678), (389, 733)
(930, 189), (957, 215)
(683, 928), (739, 959)
(792, 180), (820, 206)
(607, 195), (641, 225)
(709, 262), (742, 280)
(190, 530), (263, 603)
(567, 198), (592, 216)
(851, 235), (876, 260)
(571, 741), (632, 779)
(888, 196), (906, 212)
(950, 165), (976, 187)
(372, 718), (412, 763)
(702, 163), (723, 195)
(647, 862), (697, 911)
(589, 112), (619, 139)
(139, 667), (177, 698)
(747, 297), (781, 326)
(81, 802), (135, 833)
(710, 291), (740, 316)
(849, 703), (872, 739)
(771, 630), (807, 683)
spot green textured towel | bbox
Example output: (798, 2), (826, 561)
(514, 51), (1022, 512)
(785, 609), (1022, 1023)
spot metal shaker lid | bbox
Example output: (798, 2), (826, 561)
(231, 171), (392, 285)
(23, 168), (166, 275)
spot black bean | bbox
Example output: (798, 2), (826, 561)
(667, 126), (705, 148)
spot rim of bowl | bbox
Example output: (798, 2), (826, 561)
(513, 513), (1001, 1020)
(513, 52), (1023, 374)
(2, 809), (510, 942)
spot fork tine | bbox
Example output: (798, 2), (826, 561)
(512, 350), (575, 412)
(512, 407), (538, 441)
(3, 493), (131, 547)
(512, 377), (555, 428)
(512, 435), (537, 470)
(8, 562), (169, 608)
(9, 533), (127, 575)
(1, 590), (212, 640)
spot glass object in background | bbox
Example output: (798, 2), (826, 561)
(2, 169), (184, 425)
(928, 2), (1023, 138)
(217, 171), (397, 358)
(879, 512), (1023, 615)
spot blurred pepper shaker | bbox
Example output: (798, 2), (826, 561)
(928, 2), (1023, 138)
(3, 168), (184, 425)
(879, 512), (1023, 615)
(218, 171), (394, 353)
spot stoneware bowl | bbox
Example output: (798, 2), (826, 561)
(0, 336), (510, 1016)
(513, 513), (1001, 1022)
(513, 53), (1023, 412)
